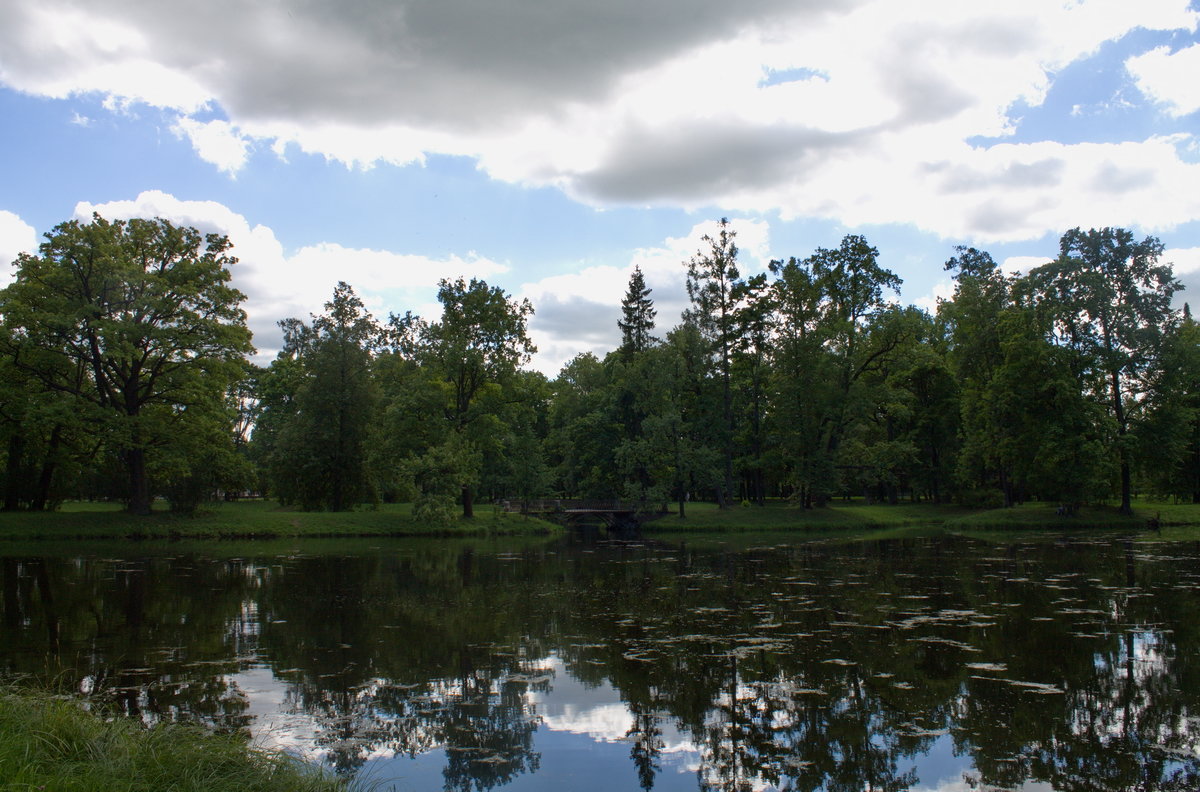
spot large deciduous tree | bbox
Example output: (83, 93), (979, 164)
(1026, 227), (1179, 514)
(0, 215), (253, 514)
(416, 277), (535, 517)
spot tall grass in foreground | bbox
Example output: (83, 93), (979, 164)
(0, 686), (346, 792)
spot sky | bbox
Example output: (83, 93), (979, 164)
(1, 0), (1199, 375)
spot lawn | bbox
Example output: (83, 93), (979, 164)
(647, 499), (973, 532)
(647, 497), (1192, 533)
(0, 499), (558, 541)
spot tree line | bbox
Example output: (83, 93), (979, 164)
(1, 214), (1196, 517)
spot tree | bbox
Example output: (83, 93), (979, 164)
(0, 350), (88, 511)
(271, 282), (383, 511)
(767, 235), (901, 505)
(768, 255), (837, 506)
(0, 215), (253, 514)
(1026, 228), (1180, 514)
(643, 322), (721, 517)
(546, 352), (621, 499)
(731, 273), (773, 505)
(961, 302), (1111, 508)
(416, 278), (535, 517)
(618, 266), (657, 355)
(940, 246), (1011, 500)
(685, 219), (743, 508)
(1136, 308), (1200, 501)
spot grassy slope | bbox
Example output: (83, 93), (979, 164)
(0, 500), (558, 541)
(646, 498), (1189, 533)
(649, 500), (972, 531)
(0, 686), (346, 792)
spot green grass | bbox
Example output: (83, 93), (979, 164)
(0, 685), (346, 792)
(5, 497), (1199, 542)
(645, 497), (1200, 534)
(646, 499), (973, 532)
(0, 499), (559, 541)
(941, 500), (1182, 531)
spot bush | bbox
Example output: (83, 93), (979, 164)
(956, 488), (1005, 509)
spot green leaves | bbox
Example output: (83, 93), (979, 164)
(0, 214), (253, 513)
(267, 283), (383, 511)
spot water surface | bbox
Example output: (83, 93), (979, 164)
(3, 532), (1199, 791)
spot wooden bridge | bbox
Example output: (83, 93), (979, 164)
(500, 499), (669, 535)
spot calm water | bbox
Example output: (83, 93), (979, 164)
(3, 532), (1200, 791)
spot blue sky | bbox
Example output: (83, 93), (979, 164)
(1, 0), (1199, 373)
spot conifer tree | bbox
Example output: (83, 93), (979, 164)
(685, 219), (742, 508)
(618, 266), (657, 354)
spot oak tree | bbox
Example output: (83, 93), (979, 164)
(0, 215), (252, 514)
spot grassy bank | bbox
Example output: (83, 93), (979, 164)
(0, 500), (558, 541)
(1, 497), (1194, 542)
(645, 498), (1192, 533)
(0, 685), (345, 792)
(647, 500), (972, 532)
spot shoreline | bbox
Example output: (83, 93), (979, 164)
(0, 499), (1189, 542)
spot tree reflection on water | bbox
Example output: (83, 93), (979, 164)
(2, 535), (1200, 791)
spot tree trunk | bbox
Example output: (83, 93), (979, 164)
(1110, 370), (1133, 516)
(30, 425), (62, 512)
(720, 354), (733, 509)
(461, 484), (474, 518)
(3, 433), (23, 511)
(1119, 460), (1133, 516)
(2, 558), (18, 629)
(126, 447), (151, 515)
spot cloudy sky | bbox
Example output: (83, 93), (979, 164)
(1, 0), (1198, 373)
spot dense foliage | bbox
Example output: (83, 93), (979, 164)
(0, 215), (253, 514)
(1, 214), (1195, 513)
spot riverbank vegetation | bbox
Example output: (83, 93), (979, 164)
(0, 684), (345, 792)
(2, 216), (1198, 526)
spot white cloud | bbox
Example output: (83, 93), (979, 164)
(1127, 43), (1200, 117)
(0, 4), (211, 112)
(1002, 255), (1052, 274)
(1166, 246), (1200, 309)
(74, 191), (508, 358)
(0, 210), (38, 287)
(1166, 246), (1200, 275)
(171, 118), (251, 174)
(2, 1), (1198, 243)
(913, 279), (955, 314)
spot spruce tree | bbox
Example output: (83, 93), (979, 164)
(618, 266), (657, 354)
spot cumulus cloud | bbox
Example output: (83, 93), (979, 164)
(0, 210), (38, 287)
(1167, 246), (1200, 275)
(171, 118), (251, 174)
(2, 0), (1198, 243)
(74, 191), (508, 358)
(913, 279), (955, 314)
(1002, 255), (1052, 275)
(1166, 246), (1200, 309)
(1127, 43), (1200, 117)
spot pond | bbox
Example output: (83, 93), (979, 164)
(3, 531), (1200, 791)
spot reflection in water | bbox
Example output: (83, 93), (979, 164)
(3, 535), (1200, 791)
